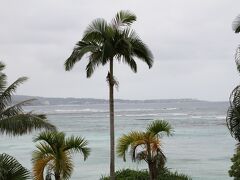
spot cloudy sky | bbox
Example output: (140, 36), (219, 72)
(1, 0), (240, 101)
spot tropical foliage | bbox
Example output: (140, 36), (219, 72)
(117, 120), (173, 180)
(32, 131), (90, 180)
(0, 61), (55, 180)
(227, 15), (240, 141)
(64, 10), (153, 75)
(227, 14), (240, 179)
(100, 168), (191, 180)
(0, 61), (55, 136)
(233, 14), (240, 34)
(64, 10), (153, 179)
(229, 147), (240, 179)
(0, 153), (30, 180)
(227, 85), (240, 141)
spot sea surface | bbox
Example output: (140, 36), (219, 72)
(0, 101), (236, 179)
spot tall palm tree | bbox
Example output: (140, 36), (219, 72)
(0, 61), (56, 135)
(64, 10), (153, 179)
(0, 153), (30, 180)
(32, 131), (90, 180)
(227, 15), (240, 141)
(117, 120), (173, 180)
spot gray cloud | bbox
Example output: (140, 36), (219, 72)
(1, 0), (240, 101)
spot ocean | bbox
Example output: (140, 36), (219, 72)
(0, 101), (236, 179)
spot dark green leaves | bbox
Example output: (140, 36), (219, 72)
(0, 113), (56, 136)
(229, 148), (240, 178)
(233, 15), (240, 33)
(112, 10), (137, 27)
(64, 10), (153, 77)
(0, 77), (28, 111)
(32, 131), (90, 179)
(0, 153), (30, 180)
(227, 85), (240, 141)
(146, 120), (173, 137)
(0, 62), (55, 136)
(235, 47), (240, 74)
(83, 18), (109, 42)
(227, 15), (240, 142)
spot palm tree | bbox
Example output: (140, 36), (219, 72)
(0, 61), (55, 179)
(0, 61), (56, 135)
(32, 131), (90, 180)
(0, 153), (30, 180)
(117, 120), (173, 180)
(227, 15), (240, 141)
(64, 10), (153, 179)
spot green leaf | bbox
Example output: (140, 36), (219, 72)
(233, 15), (240, 33)
(0, 153), (31, 180)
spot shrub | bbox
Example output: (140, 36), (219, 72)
(100, 168), (191, 180)
(229, 149), (240, 179)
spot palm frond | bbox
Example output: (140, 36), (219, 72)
(83, 18), (109, 42)
(131, 139), (147, 162)
(33, 142), (55, 158)
(117, 131), (145, 161)
(64, 41), (101, 71)
(60, 152), (73, 179)
(122, 56), (137, 73)
(227, 85), (240, 141)
(0, 62), (5, 72)
(112, 10), (136, 28)
(0, 61), (7, 92)
(130, 36), (153, 69)
(0, 73), (7, 93)
(134, 151), (147, 163)
(0, 99), (34, 118)
(0, 113), (56, 136)
(0, 77), (28, 111)
(154, 148), (167, 169)
(32, 150), (54, 180)
(0, 153), (31, 180)
(34, 131), (64, 152)
(86, 51), (103, 78)
(101, 40), (114, 62)
(233, 14), (240, 33)
(146, 120), (173, 137)
(64, 136), (90, 161)
(235, 46), (240, 73)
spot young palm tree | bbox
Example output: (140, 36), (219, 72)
(64, 10), (153, 179)
(32, 131), (90, 180)
(117, 120), (173, 180)
(0, 61), (55, 136)
(0, 153), (31, 180)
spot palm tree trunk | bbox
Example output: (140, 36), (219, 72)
(55, 173), (60, 180)
(147, 142), (157, 180)
(109, 59), (115, 180)
(148, 162), (157, 180)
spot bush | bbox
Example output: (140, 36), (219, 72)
(229, 149), (240, 179)
(100, 168), (191, 180)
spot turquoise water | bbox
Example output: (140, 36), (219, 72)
(0, 101), (235, 179)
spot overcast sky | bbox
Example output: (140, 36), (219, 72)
(1, 0), (240, 101)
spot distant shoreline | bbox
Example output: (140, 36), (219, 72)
(13, 95), (228, 106)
